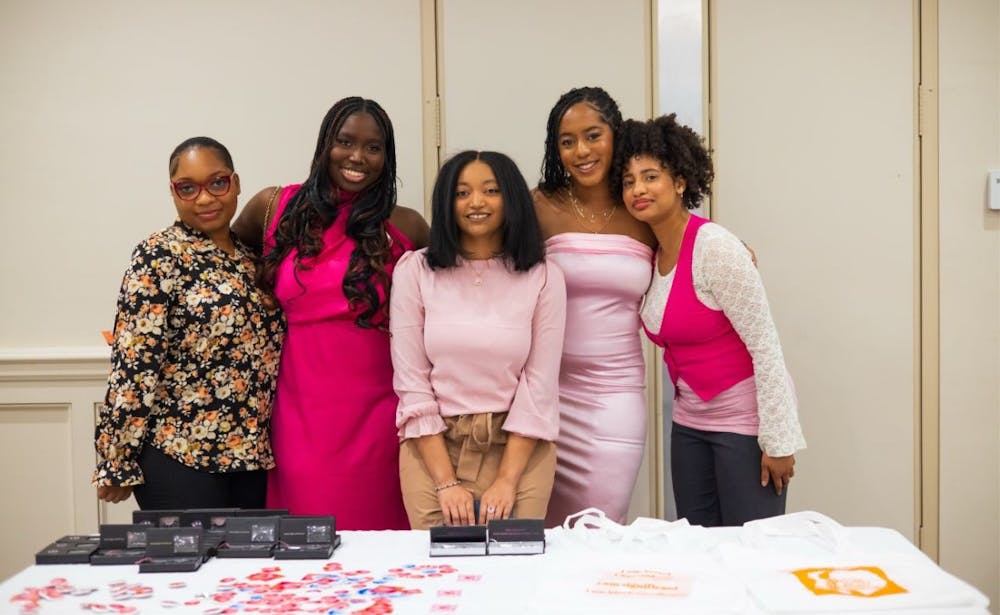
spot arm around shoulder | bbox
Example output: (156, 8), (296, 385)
(391, 205), (430, 250)
(232, 185), (281, 255)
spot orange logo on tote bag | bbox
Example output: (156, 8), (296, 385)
(792, 566), (908, 597)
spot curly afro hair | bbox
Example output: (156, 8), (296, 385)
(612, 113), (714, 210)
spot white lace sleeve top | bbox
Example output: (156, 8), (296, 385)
(641, 222), (806, 457)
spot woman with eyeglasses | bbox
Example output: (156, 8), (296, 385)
(231, 97), (429, 529)
(94, 137), (284, 509)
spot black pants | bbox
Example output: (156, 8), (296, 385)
(132, 446), (267, 510)
(671, 422), (786, 527)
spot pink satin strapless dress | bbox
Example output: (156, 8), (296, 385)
(543, 233), (654, 525)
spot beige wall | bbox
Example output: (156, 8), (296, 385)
(0, 0), (425, 352)
(712, 0), (918, 535)
(938, 0), (1000, 609)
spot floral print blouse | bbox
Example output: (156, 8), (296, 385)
(93, 221), (285, 487)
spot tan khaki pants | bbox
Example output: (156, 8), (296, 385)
(399, 412), (556, 530)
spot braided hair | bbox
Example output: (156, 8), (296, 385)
(613, 114), (714, 210)
(259, 97), (398, 330)
(537, 86), (623, 195)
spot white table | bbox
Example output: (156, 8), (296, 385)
(0, 525), (988, 614)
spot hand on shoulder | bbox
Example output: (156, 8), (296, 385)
(231, 185), (282, 253)
(390, 205), (430, 250)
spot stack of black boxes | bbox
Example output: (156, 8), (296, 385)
(34, 508), (338, 572)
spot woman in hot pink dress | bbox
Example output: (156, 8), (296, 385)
(232, 97), (428, 529)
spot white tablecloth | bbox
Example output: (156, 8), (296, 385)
(0, 524), (988, 614)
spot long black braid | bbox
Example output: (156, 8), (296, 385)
(259, 97), (398, 330)
(537, 86), (623, 196)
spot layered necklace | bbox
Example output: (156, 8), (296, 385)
(568, 185), (617, 233)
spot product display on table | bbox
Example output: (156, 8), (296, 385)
(33, 535), (100, 565)
(132, 510), (185, 528)
(178, 510), (237, 557)
(486, 519), (545, 555)
(273, 515), (339, 559)
(137, 528), (204, 573)
(215, 517), (279, 559)
(88, 525), (150, 566)
(429, 520), (547, 557)
(5, 512), (988, 614)
(429, 525), (488, 557)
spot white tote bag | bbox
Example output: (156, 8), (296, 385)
(721, 511), (989, 613)
(527, 509), (750, 614)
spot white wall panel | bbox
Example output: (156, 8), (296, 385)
(440, 0), (649, 185)
(713, 0), (917, 535)
(0, 353), (110, 578)
(938, 1), (1000, 607)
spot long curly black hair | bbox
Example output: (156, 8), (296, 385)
(259, 97), (398, 330)
(537, 86), (623, 196)
(613, 114), (714, 210)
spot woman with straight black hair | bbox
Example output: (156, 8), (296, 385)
(231, 96), (428, 529)
(390, 151), (566, 529)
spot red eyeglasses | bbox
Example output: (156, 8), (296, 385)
(172, 175), (233, 201)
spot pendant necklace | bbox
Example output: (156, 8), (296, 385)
(468, 258), (488, 286)
(568, 186), (616, 233)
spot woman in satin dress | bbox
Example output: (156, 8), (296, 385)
(533, 87), (655, 525)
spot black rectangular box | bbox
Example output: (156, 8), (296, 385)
(89, 524), (150, 565)
(429, 525), (487, 557)
(487, 519), (545, 555)
(216, 516), (278, 559)
(132, 509), (186, 528)
(179, 509), (237, 531)
(179, 509), (237, 558)
(231, 508), (290, 517)
(34, 535), (100, 565)
(273, 515), (338, 560)
(138, 528), (204, 573)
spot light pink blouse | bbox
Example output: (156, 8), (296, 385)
(390, 249), (567, 441)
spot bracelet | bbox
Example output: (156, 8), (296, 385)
(434, 479), (461, 492)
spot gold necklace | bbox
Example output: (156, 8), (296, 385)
(568, 186), (617, 233)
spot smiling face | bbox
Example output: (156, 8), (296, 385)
(454, 160), (505, 256)
(170, 146), (240, 241)
(621, 155), (686, 223)
(327, 111), (386, 193)
(557, 102), (615, 189)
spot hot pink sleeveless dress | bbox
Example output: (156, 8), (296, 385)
(543, 233), (654, 525)
(264, 185), (411, 530)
